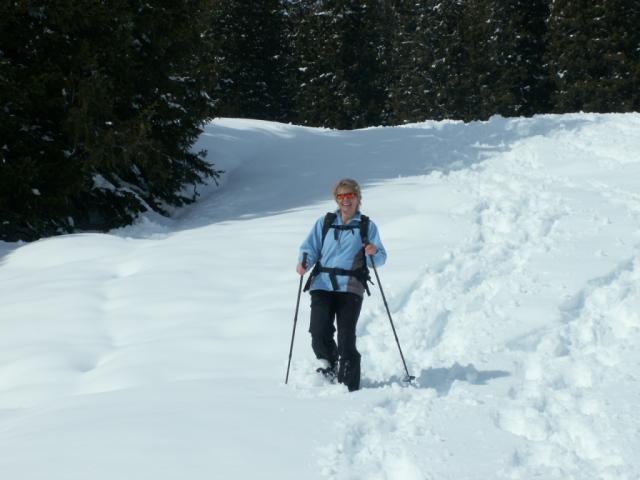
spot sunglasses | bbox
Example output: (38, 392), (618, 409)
(336, 192), (356, 201)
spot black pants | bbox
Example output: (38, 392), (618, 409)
(309, 290), (362, 391)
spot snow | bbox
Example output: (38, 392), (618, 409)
(1, 113), (640, 479)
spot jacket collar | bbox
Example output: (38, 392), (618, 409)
(334, 209), (362, 225)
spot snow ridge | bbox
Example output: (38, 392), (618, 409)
(322, 115), (640, 479)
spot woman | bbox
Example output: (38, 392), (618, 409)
(296, 179), (387, 391)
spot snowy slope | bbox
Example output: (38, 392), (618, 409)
(1, 113), (639, 479)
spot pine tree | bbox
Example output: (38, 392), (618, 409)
(0, 0), (220, 241)
(476, 0), (552, 117)
(385, 2), (434, 124)
(425, 0), (476, 120)
(287, 0), (337, 126)
(547, 0), (640, 112)
(211, 0), (291, 121)
(290, 0), (390, 129)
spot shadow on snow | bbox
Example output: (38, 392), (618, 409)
(167, 115), (596, 232)
(361, 362), (510, 396)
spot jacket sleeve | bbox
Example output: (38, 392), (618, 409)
(366, 220), (387, 267)
(298, 216), (324, 268)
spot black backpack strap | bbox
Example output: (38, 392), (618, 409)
(316, 265), (372, 295)
(358, 215), (373, 295)
(321, 212), (337, 243)
(359, 214), (370, 244)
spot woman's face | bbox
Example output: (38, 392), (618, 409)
(335, 188), (359, 219)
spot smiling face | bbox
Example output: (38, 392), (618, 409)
(335, 187), (359, 221)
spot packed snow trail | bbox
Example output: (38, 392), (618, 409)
(319, 115), (640, 479)
(1, 114), (639, 480)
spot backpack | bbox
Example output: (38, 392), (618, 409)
(303, 212), (373, 295)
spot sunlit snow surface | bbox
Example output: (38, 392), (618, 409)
(1, 113), (640, 479)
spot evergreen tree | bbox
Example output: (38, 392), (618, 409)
(426, 0), (476, 121)
(385, 2), (435, 124)
(387, 0), (488, 123)
(0, 1), (220, 241)
(547, 0), (640, 112)
(473, 0), (551, 118)
(287, 0), (337, 126)
(211, 0), (292, 121)
(290, 0), (390, 129)
(388, 0), (553, 122)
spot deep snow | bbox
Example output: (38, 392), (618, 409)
(1, 113), (640, 479)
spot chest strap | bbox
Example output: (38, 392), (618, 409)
(304, 262), (372, 296)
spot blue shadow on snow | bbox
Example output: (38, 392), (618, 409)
(361, 362), (510, 396)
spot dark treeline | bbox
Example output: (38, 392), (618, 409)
(217, 0), (639, 127)
(1, 1), (220, 242)
(2, 0), (639, 241)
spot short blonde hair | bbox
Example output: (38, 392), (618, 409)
(333, 178), (361, 198)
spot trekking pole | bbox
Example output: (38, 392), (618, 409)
(285, 253), (307, 384)
(370, 256), (415, 383)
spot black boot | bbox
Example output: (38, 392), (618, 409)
(338, 355), (361, 392)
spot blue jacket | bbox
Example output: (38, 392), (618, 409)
(299, 210), (387, 297)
